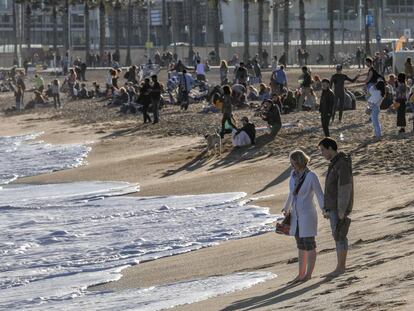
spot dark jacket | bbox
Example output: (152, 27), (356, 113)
(302, 72), (312, 88)
(324, 152), (354, 218)
(319, 88), (335, 116)
(235, 67), (248, 84)
(263, 102), (281, 126)
(237, 122), (256, 144)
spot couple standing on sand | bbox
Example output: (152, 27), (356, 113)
(282, 137), (353, 283)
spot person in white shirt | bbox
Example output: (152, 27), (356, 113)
(196, 59), (206, 81)
(282, 150), (326, 283)
(368, 81), (385, 140)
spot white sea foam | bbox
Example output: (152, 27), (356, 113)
(0, 134), (280, 310)
(0, 133), (90, 184)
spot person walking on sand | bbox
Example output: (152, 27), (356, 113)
(51, 79), (61, 109)
(319, 79), (335, 137)
(220, 85), (237, 138)
(150, 74), (162, 124)
(298, 66), (312, 111)
(282, 150), (326, 283)
(140, 78), (152, 124)
(330, 64), (359, 123)
(395, 73), (407, 133)
(318, 137), (354, 277)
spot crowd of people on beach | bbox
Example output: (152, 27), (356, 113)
(4, 47), (414, 147)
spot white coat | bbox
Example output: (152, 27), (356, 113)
(283, 170), (324, 238)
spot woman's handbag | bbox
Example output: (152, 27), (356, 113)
(275, 213), (291, 235)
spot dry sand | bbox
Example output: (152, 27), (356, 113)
(1, 67), (414, 310)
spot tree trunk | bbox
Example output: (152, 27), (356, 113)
(364, 0), (371, 56)
(99, 0), (106, 62)
(62, 0), (69, 52)
(25, 3), (31, 57)
(257, 0), (264, 63)
(126, 0), (132, 66)
(299, 0), (306, 49)
(12, 0), (18, 62)
(328, 0), (334, 64)
(188, 0), (194, 58)
(114, 1), (121, 60)
(212, 0), (220, 64)
(162, 0), (167, 51)
(52, 4), (58, 53)
(84, 2), (90, 64)
(283, 0), (289, 64)
(243, 0), (249, 63)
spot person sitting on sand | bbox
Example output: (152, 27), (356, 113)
(247, 85), (259, 101)
(34, 74), (45, 93)
(78, 83), (92, 99)
(92, 82), (106, 98)
(304, 88), (318, 111)
(258, 83), (271, 102)
(282, 150), (325, 283)
(261, 99), (282, 137)
(282, 90), (297, 114)
(231, 83), (246, 107)
(231, 116), (256, 147)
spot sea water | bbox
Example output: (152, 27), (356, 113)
(0, 134), (278, 310)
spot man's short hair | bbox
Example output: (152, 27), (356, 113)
(365, 57), (373, 64)
(183, 69), (187, 74)
(318, 137), (338, 151)
(321, 78), (330, 84)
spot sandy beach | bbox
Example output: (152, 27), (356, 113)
(1, 67), (414, 310)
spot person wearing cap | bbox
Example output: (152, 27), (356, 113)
(330, 65), (359, 123)
(319, 79), (335, 137)
(231, 116), (256, 147)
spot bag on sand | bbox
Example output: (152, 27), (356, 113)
(335, 216), (351, 241)
(275, 213), (291, 235)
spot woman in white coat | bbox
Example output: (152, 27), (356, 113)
(282, 150), (326, 283)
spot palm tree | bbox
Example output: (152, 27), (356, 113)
(125, 0), (133, 65)
(12, 0), (18, 62)
(99, 0), (106, 63)
(299, 0), (306, 49)
(210, 0), (229, 64)
(161, 0), (167, 51)
(62, 0), (69, 53)
(257, 0), (264, 63)
(283, 0), (289, 64)
(243, 0), (249, 62)
(328, 0), (334, 64)
(364, 0), (371, 56)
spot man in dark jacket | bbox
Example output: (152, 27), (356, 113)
(319, 137), (354, 277)
(150, 75), (162, 124)
(319, 79), (335, 137)
(330, 64), (359, 122)
(261, 100), (282, 137)
(139, 78), (152, 124)
(235, 62), (248, 87)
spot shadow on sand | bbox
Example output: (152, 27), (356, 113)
(220, 277), (333, 311)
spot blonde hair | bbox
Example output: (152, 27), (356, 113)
(289, 150), (310, 168)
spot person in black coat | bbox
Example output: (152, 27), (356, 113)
(319, 79), (335, 137)
(139, 78), (152, 124)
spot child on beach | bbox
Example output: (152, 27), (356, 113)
(51, 79), (61, 109)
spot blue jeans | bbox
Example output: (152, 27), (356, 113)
(371, 104), (381, 138)
(329, 209), (348, 251)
